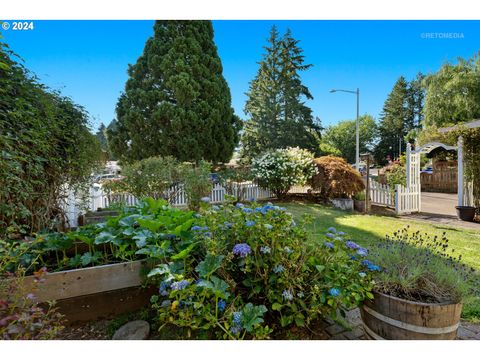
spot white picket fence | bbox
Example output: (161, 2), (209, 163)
(90, 181), (272, 213)
(369, 178), (395, 208)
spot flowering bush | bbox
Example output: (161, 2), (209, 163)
(148, 201), (374, 339)
(251, 147), (317, 198)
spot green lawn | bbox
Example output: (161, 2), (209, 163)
(281, 202), (480, 321)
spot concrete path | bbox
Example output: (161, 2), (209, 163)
(398, 192), (480, 231)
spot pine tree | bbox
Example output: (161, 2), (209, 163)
(108, 21), (240, 163)
(407, 72), (425, 129)
(374, 76), (411, 163)
(240, 26), (320, 162)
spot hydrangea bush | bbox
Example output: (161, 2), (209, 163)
(251, 147), (317, 198)
(148, 201), (375, 339)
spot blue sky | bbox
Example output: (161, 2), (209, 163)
(2, 20), (479, 131)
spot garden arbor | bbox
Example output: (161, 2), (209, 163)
(402, 137), (466, 214)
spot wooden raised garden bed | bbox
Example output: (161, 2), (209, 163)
(19, 260), (156, 324)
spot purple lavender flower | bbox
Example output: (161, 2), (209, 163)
(329, 288), (341, 297)
(233, 243), (252, 257)
(170, 279), (190, 291)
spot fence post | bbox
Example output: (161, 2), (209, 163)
(395, 184), (400, 214)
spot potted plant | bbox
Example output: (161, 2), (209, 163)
(455, 206), (477, 222)
(360, 226), (476, 340)
(353, 191), (366, 213)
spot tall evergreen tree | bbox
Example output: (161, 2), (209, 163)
(406, 72), (426, 129)
(240, 26), (321, 162)
(108, 21), (241, 163)
(374, 76), (412, 163)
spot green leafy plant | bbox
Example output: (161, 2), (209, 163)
(148, 201), (374, 339)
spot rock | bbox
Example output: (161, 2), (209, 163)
(112, 320), (150, 340)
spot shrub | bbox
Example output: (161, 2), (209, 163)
(367, 226), (479, 303)
(385, 163), (406, 191)
(251, 147), (317, 198)
(0, 42), (103, 237)
(148, 202), (374, 339)
(103, 156), (182, 201)
(0, 268), (65, 339)
(178, 161), (213, 211)
(309, 156), (364, 199)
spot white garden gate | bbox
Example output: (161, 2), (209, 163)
(396, 138), (466, 214)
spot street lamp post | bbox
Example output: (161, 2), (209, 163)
(330, 88), (360, 171)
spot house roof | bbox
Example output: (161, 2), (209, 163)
(438, 119), (480, 133)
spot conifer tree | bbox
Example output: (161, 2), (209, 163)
(109, 21), (240, 163)
(240, 26), (320, 162)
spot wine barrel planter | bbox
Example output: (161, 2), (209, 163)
(12, 260), (155, 323)
(360, 291), (462, 340)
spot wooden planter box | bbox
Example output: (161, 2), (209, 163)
(361, 291), (462, 340)
(19, 260), (156, 323)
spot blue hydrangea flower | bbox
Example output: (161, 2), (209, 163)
(159, 280), (170, 296)
(345, 241), (360, 250)
(337, 231), (346, 236)
(260, 246), (271, 254)
(329, 288), (341, 297)
(192, 225), (209, 231)
(367, 264), (381, 271)
(230, 325), (242, 335)
(297, 291), (304, 298)
(171, 280), (190, 291)
(217, 299), (226, 312)
(282, 290), (294, 301)
(284, 246), (293, 254)
(212, 205), (220, 211)
(361, 259), (373, 267)
(254, 207), (263, 213)
(160, 300), (171, 308)
(326, 232), (335, 238)
(246, 220), (255, 227)
(264, 224), (273, 230)
(349, 255), (357, 260)
(327, 227), (337, 233)
(233, 243), (252, 257)
(273, 264), (285, 273)
(242, 207), (253, 214)
(193, 213), (202, 218)
(201, 197), (211, 203)
(235, 203), (244, 208)
(223, 221), (233, 229)
(356, 248), (368, 257)
(324, 241), (334, 249)
(358, 272), (367, 277)
(233, 311), (242, 325)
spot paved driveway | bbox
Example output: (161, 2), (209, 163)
(421, 192), (457, 216)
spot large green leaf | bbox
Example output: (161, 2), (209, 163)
(195, 253), (224, 279)
(132, 229), (154, 248)
(94, 231), (116, 245)
(241, 303), (267, 332)
(197, 276), (230, 299)
(171, 243), (196, 260)
(137, 218), (163, 232)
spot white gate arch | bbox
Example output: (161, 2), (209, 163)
(398, 138), (464, 214)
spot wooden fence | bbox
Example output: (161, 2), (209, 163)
(421, 169), (457, 193)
